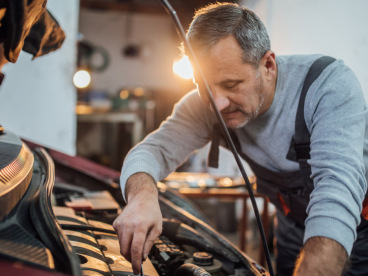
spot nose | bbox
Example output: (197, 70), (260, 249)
(197, 84), (230, 111)
(212, 90), (230, 112)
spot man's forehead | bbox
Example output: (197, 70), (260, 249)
(199, 44), (245, 68)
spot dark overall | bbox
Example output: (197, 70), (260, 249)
(209, 57), (368, 275)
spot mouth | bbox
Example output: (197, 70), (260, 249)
(221, 109), (242, 119)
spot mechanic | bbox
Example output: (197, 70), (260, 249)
(113, 3), (368, 275)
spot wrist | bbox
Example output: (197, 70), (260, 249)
(126, 172), (158, 203)
(294, 237), (348, 276)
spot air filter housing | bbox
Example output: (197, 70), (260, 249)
(0, 132), (34, 222)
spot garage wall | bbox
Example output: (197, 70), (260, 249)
(78, 9), (181, 97)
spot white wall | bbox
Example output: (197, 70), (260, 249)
(79, 9), (181, 96)
(0, 0), (80, 155)
(246, 0), (368, 101)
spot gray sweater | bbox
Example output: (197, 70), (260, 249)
(121, 54), (367, 255)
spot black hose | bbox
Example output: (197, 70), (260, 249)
(173, 263), (211, 276)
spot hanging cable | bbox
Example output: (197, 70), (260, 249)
(158, 1), (274, 275)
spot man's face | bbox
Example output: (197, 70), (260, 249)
(193, 36), (272, 129)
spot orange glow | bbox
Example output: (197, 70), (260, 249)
(173, 55), (193, 80)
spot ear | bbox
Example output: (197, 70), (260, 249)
(261, 50), (276, 80)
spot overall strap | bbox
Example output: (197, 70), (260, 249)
(286, 56), (336, 166)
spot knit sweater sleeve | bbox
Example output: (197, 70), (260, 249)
(120, 90), (215, 202)
(303, 60), (367, 254)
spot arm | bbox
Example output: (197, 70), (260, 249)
(113, 172), (162, 275)
(294, 237), (348, 276)
(114, 91), (215, 274)
(302, 61), (367, 267)
(120, 90), (216, 201)
(305, 61), (367, 247)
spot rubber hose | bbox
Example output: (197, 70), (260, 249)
(173, 263), (211, 276)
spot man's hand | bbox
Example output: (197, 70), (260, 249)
(113, 172), (163, 275)
(293, 237), (348, 276)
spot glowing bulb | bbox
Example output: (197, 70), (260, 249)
(133, 87), (145, 97)
(173, 55), (193, 80)
(73, 70), (91, 89)
(119, 89), (129, 100)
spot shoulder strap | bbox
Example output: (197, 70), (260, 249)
(286, 56), (336, 163)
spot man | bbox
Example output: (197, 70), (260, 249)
(113, 3), (368, 275)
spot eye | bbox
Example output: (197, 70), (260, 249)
(222, 82), (238, 90)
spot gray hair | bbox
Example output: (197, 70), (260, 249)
(186, 2), (270, 66)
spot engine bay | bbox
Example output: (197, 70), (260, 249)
(0, 132), (269, 276)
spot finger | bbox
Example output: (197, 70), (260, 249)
(130, 230), (146, 274)
(143, 224), (162, 261)
(121, 230), (133, 263)
(114, 217), (133, 262)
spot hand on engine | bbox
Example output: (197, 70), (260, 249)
(113, 172), (163, 275)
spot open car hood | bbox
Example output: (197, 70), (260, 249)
(0, 132), (269, 276)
